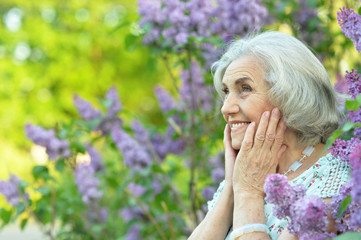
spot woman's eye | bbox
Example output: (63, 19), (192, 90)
(241, 85), (252, 92)
(222, 88), (229, 95)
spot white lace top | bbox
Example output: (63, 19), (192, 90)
(207, 153), (351, 240)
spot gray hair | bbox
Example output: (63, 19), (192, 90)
(212, 31), (341, 147)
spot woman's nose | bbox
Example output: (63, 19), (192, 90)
(221, 94), (239, 116)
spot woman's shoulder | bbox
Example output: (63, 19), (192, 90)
(292, 153), (351, 198)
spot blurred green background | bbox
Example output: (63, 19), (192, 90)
(0, 0), (173, 180)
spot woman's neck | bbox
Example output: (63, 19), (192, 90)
(277, 131), (327, 178)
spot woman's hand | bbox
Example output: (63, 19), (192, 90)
(233, 108), (287, 196)
(224, 124), (238, 187)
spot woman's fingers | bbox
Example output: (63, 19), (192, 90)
(253, 111), (270, 147)
(240, 122), (256, 151)
(263, 108), (281, 149)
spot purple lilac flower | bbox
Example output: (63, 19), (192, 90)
(288, 195), (333, 239)
(164, 125), (186, 154)
(105, 87), (122, 117)
(335, 73), (348, 94)
(211, 0), (270, 42)
(25, 124), (71, 160)
(264, 174), (305, 218)
(345, 69), (361, 99)
(74, 163), (103, 203)
(180, 60), (213, 112)
(94, 87), (123, 135)
(86, 206), (108, 223)
(127, 182), (147, 197)
(0, 175), (21, 207)
(138, 0), (213, 50)
(348, 108), (361, 138)
(120, 207), (145, 223)
(111, 126), (151, 171)
(330, 181), (361, 232)
(337, 7), (361, 52)
(293, 0), (324, 48)
(154, 86), (178, 115)
(329, 138), (361, 162)
(86, 143), (104, 172)
(152, 180), (162, 196)
(131, 120), (150, 147)
(201, 186), (216, 201)
(201, 43), (224, 70)
(211, 168), (225, 184)
(73, 95), (101, 122)
(126, 224), (140, 240)
(350, 144), (361, 205)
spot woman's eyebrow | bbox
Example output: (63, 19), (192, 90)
(234, 77), (254, 84)
(222, 77), (253, 86)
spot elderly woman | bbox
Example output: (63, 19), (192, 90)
(188, 31), (350, 240)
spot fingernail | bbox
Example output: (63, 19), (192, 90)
(272, 108), (280, 116)
(263, 111), (270, 118)
(250, 122), (255, 128)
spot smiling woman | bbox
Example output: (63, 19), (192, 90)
(220, 56), (273, 150)
(188, 31), (350, 240)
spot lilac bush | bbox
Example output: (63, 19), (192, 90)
(0, 175), (22, 207)
(74, 163), (103, 203)
(25, 123), (71, 160)
(337, 7), (361, 52)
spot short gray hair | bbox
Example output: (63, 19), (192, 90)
(212, 31), (341, 147)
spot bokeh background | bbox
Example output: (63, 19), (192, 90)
(0, 0), (360, 239)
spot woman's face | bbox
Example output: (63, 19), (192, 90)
(221, 56), (274, 150)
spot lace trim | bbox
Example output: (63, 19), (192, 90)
(319, 156), (351, 198)
(207, 180), (225, 211)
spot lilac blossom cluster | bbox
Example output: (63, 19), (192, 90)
(74, 163), (103, 203)
(138, 0), (270, 50)
(74, 87), (123, 135)
(348, 108), (361, 137)
(85, 143), (104, 172)
(329, 138), (361, 163)
(138, 0), (213, 48)
(264, 174), (335, 239)
(264, 174), (305, 218)
(0, 175), (21, 207)
(211, 0), (270, 42)
(111, 125), (152, 171)
(25, 123), (71, 160)
(180, 60), (213, 112)
(345, 69), (361, 99)
(337, 7), (361, 52)
(330, 144), (361, 232)
(293, 0), (324, 48)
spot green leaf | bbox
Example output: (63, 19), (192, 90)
(331, 232), (361, 240)
(35, 187), (50, 196)
(337, 194), (351, 218)
(342, 122), (356, 131)
(345, 99), (361, 111)
(359, 7), (361, 16)
(306, 0), (317, 8)
(32, 166), (51, 181)
(0, 208), (13, 225)
(124, 34), (139, 52)
(20, 218), (28, 230)
(325, 130), (343, 149)
(14, 202), (26, 220)
(70, 141), (86, 153)
(55, 159), (66, 172)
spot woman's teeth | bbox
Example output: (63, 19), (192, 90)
(231, 122), (250, 128)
